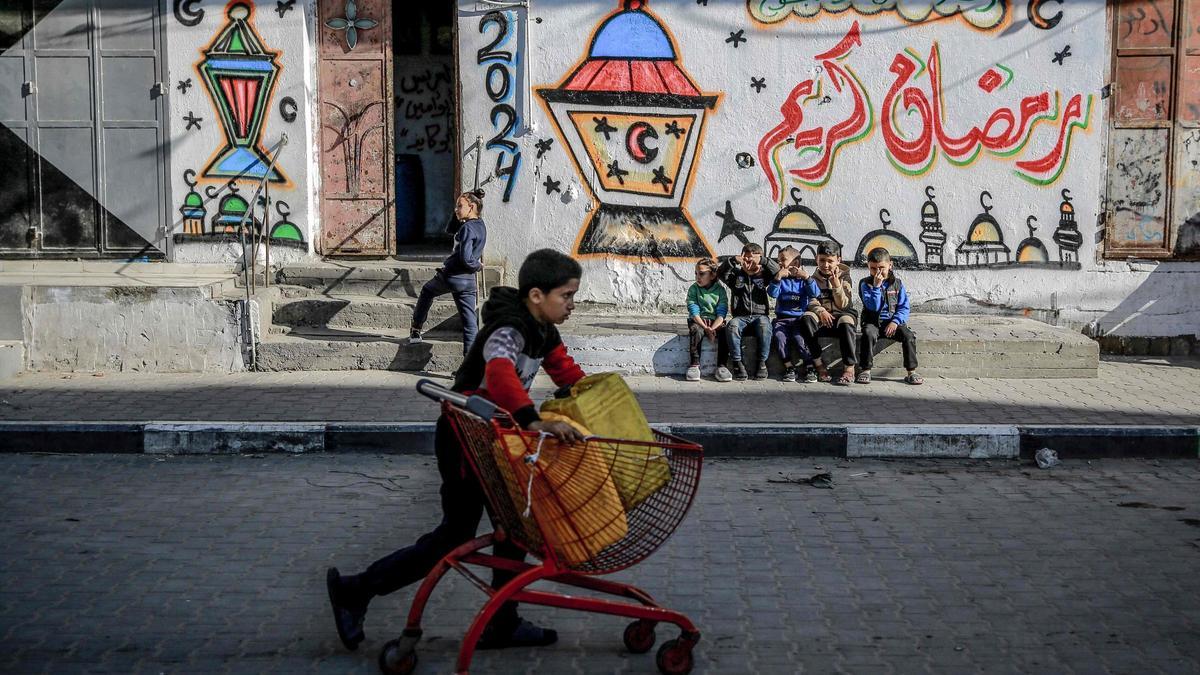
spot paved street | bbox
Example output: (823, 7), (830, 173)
(2, 454), (1199, 674)
(1, 358), (1198, 426)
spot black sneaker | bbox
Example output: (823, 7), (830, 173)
(731, 361), (748, 381)
(754, 362), (769, 380)
(409, 329), (423, 344)
(326, 568), (367, 651)
(782, 366), (797, 382)
(477, 618), (558, 650)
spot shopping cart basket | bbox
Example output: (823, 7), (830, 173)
(378, 379), (704, 675)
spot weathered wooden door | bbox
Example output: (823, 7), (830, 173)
(317, 0), (393, 256)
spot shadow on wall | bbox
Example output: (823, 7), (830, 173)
(1097, 264), (1200, 338)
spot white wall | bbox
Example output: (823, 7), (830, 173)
(164, 0), (319, 264)
(456, 0), (1200, 338)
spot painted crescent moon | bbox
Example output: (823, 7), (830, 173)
(626, 121), (659, 165)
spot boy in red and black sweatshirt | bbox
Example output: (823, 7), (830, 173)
(326, 249), (585, 653)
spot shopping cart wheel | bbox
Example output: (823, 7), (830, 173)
(623, 619), (657, 654)
(655, 638), (694, 675)
(378, 639), (417, 675)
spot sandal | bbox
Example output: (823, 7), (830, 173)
(904, 373), (925, 385)
(834, 372), (854, 386)
(855, 371), (871, 384)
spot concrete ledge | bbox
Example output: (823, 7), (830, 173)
(143, 423), (325, 454)
(0, 341), (23, 380)
(2, 422), (1195, 459)
(846, 425), (1019, 459)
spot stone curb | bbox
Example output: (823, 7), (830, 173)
(1, 422), (1196, 459)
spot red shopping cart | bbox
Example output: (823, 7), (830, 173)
(378, 380), (703, 675)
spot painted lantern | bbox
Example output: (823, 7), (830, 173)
(536, 0), (719, 259)
(855, 209), (919, 269)
(199, 3), (285, 183)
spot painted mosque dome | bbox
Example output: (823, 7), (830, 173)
(214, 193), (252, 231)
(1016, 216), (1050, 264)
(180, 189), (206, 219)
(765, 189), (842, 262)
(956, 191), (1010, 259)
(855, 209), (919, 269)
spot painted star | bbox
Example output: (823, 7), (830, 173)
(1052, 45), (1072, 65)
(593, 116), (618, 140)
(696, 0), (708, 5)
(543, 175), (561, 195)
(726, 30), (747, 48)
(651, 166), (673, 193)
(534, 137), (554, 159)
(750, 77), (766, 93)
(715, 201), (753, 245)
(664, 121), (686, 139)
(183, 112), (202, 130)
(606, 159), (629, 185)
(275, 0), (295, 18)
(177, 78), (192, 94)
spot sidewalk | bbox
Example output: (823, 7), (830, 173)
(1, 357), (1198, 458)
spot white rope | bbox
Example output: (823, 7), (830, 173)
(522, 431), (549, 518)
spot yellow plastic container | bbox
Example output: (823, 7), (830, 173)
(494, 413), (628, 567)
(540, 373), (670, 509)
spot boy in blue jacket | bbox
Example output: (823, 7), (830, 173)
(857, 248), (923, 385)
(768, 246), (820, 382)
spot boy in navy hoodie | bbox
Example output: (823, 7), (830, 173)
(857, 247), (923, 385)
(410, 189), (488, 354)
(328, 249), (586, 652)
(768, 246), (820, 382)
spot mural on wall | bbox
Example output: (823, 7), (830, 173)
(756, 22), (1094, 202)
(536, 0), (721, 260)
(173, 0), (302, 248)
(477, 10), (522, 203)
(748, 0), (1010, 31)
(197, 2), (287, 184)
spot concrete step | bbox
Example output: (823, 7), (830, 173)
(255, 327), (463, 373)
(270, 293), (463, 335)
(254, 313), (1098, 378)
(275, 260), (502, 299)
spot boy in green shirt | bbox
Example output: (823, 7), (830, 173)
(685, 257), (731, 382)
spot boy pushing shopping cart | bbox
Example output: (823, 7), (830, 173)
(326, 249), (703, 674)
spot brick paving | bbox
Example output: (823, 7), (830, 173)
(1, 358), (1198, 426)
(1, 454), (1199, 674)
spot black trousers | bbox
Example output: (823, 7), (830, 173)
(356, 414), (524, 627)
(687, 319), (730, 365)
(800, 313), (858, 366)
(859, 321), (919, 371)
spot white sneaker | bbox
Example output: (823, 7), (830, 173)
(715, 366), (733, 382)
(685, 365), (701, 382)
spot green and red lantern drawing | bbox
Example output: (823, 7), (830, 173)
(198, 2), (286, 183)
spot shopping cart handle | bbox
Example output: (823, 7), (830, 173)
(416, 379), (498, 420)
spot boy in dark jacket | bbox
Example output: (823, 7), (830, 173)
(328, 249), (586, 652)
(857, 247), (923, 385)
(800, 243), (859, 385)
(410, 189), (488, 354)
(718, 243), (780, 380)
